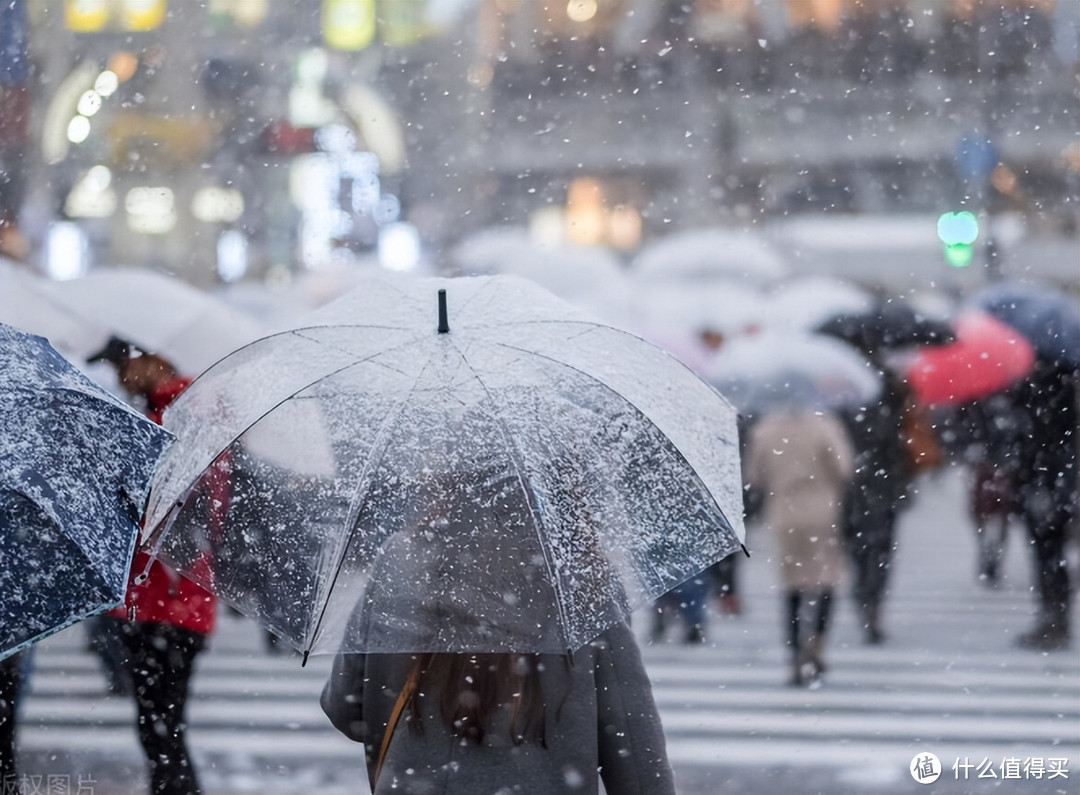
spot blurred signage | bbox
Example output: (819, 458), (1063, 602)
(954, 134), (998, 183)
(0, 0), (29, 147)
(261, 121), (318, 155)
(65, 0), (167, 32)
(379, 1), (431, 46)
(106, 112), (220, 169)
(322, 0), (376, 50)
(289, 124), (401, 268)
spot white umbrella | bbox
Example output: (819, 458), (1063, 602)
(0, 258), (93, 360)
(761, 276), (876, 333)
(451, 227), (634, 323)
(450, 227), (535, 275)
(632, 227), (790, 287)
(629, 278), (765, 339)
(702, 330), (882, 417)
(44, 268), (266, 374)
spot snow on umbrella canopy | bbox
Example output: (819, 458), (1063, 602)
(702, 331), (883, 418)
(0, 323), (173, 660)
(42, 268), (266, 375)
(144, 275), (745, 658)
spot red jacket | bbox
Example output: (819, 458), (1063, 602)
(110, 376), (219, 636)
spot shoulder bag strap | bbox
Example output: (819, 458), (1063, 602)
(374, 663), (421, 786)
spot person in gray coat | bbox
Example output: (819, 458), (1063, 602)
(321, 618), (675, 795)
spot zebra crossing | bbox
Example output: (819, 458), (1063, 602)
(15, 467), (1080, 794)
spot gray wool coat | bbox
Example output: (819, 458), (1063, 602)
(320, 621), (676, 795)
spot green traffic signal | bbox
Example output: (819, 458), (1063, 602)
(942, 242), (974, 267)
(937, 211), (979, 267)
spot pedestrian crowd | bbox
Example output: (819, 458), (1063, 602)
(650, 282), (1077, 693)
(2, 279), (1076, 795)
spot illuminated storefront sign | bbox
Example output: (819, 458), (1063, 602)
(65, 0), (167, 32)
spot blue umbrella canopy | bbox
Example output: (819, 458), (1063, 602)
(0, 322), (173, 659)
(969, 281), (1080, 369)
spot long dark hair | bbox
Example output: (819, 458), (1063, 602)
(406, 652), (549, 747)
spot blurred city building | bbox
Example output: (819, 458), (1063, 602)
(9, 0), (1079, 289)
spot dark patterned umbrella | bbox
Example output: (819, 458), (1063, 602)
(0, 323), (172, 660)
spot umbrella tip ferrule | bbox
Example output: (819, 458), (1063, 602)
(741, 543), (751, 558)
(301, 650), (310, 667)
(437, 289), (449, 334)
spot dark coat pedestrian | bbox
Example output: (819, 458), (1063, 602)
(1009, 360), (1078, 650)
(0, 652), (22, 787)
(839, 367), (917, 644)
(321, 620), (675, 795)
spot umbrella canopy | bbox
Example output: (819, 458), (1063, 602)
(0, 257), (94, 360)
(144, 275), (745, 657)
(968, 281), (1080, 369)
(0, 323), (173, 660)
(760, 276), (876, 333)
(42, 268), (266, 374)
(628, 278), (765, 342)
(632, 227), (790, 287)
(905, 311), (1035, 406)
(815, 302), (955, 355)
(701, 331), (882, 417)
(451, 228), (634, 323)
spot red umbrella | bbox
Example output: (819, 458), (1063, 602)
(906, 311), (1035, 406)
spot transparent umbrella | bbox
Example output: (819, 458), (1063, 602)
(144, 275), (745, 659)
(0, 323), (172, 659)
(702, 331), (883, 418)
(43, 268), (266, 375)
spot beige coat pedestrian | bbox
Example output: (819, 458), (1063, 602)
(745, 410), (855, 590)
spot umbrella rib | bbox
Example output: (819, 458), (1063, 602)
(494, 333), (741, 590)
(151, 328), (429, 533)
(302, 354), (437, 657)
(449, 339), (576, 654)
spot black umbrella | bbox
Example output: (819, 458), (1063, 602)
(816, 303), (954, 356)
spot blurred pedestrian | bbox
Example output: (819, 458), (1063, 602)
(954, 392), (1024, 586)
(839, 367), (917, 644)
(650, 573), (709, 644)
(745, 407), (854, 687)
(1009, 360), (1078, 650)
(87, 337), (220, 795)
(1, 652), (23, 787)
(84, 614), (132, 694)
